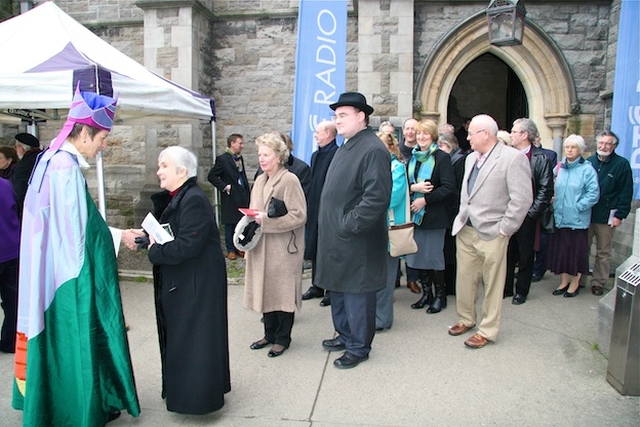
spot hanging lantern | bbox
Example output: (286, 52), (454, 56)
(486, 0), (526, 46)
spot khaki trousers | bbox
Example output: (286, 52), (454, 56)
(455, 226), (509, 341)
(587, 223), (614, 287)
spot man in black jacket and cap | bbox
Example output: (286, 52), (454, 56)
(12, 133), (42, 219)
(316, 92), (391, 369)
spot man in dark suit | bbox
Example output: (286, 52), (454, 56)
(531, 136), (558, 282)
(504, 118), (554, 305)
(301, 120), (338, 307)
(316, 92), (391, 369)
(12, 133), (42, 219)
(208, 134), (250, 260)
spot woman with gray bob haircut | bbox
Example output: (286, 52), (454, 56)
(158, 145), (198, 177)
(545, 134), (599, 298)
(123, 145), (231, 415)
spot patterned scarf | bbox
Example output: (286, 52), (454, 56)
(226, 147), (243, 172)
(407, 143), (438, 225)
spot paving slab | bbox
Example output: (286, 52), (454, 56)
(1, 274), (638, 426)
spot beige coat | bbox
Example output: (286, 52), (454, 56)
(243, 166), (307, 313)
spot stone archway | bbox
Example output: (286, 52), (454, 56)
(415, 13), (577, 150)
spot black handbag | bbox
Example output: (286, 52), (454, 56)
(267, 197), (288, 218)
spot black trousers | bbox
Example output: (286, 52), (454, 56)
(0, 258), (18, 353)
(263, 311), (295, 347)
(505, 216), (536, 297)
(330, 291), (376, 358)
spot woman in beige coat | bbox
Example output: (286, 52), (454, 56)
(244, 132), (307, 357)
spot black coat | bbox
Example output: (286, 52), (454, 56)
(528, 147), (555, 231)
(408, 149), (456, 230)
(304, 140), (338, 260)
(11, 149), (41, 219)
(208, 152), (250, 224)
(447, 147), (467, 221)
(148, 178), (230, 415)
(316, 128), (392, 293)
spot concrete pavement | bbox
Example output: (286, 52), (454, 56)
(1, 274), (639, 426)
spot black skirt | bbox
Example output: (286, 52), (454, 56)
(545, 227), (589, 276)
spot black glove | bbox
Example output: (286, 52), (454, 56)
(134, 235), (151, 250)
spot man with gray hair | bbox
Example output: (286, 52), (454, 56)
(504, 118), (554, 304)
(302, 120), (339, 306)
(449, 114), (532, 348)
(585, 130), (633, 296)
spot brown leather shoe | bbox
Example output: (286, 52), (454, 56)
(227, 252), (237, 260)
(464, 333), (491, 349)
(238, 251), (245, 258)
(448, 322), (475, 336)
(407, 281), (420, 294)
(591, 285), (604, 296)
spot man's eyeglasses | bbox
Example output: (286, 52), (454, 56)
(510, 130), (525, 134)
(467, 129), (486, 137)
(597, 140), (615, 147)
(332, 111), (358, 121)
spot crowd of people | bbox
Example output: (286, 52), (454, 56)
(0, 90), (634, 425)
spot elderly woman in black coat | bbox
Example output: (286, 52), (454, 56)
(124, 146), (230, 415)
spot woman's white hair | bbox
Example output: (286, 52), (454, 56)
(158, 146), (198, 177)
(563, 134), (586, 154)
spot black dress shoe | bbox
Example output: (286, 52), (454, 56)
(564, 287), (580, 298)
(512, 294), (527, 305)
(531, 274), (543, 283)
(322, 338), (345, 352)
(552, 285), (569, 296)
(267, 345), (287, 358)
(333, 352), (369, 369)
(319, 295), (331, 306)
(250, 339), (271, 350)
(302, 286), (324, 300)
(106, 410), (121, 423)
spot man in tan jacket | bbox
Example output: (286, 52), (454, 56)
(449, 114), (532, 348)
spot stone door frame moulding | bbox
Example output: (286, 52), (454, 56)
(415, 12), (577, 149)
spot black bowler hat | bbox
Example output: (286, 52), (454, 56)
(15, 133), (40, 148)
(330, 92), (374, 115)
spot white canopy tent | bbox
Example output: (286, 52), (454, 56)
(0, 1), (217, 218)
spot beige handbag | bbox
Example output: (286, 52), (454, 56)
(388, 186), (418, 257)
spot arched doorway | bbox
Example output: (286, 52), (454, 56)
(416, 13), (577, 152)
(448, 52), (528, 132)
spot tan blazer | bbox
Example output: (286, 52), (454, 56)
(452, 142), (532, 240)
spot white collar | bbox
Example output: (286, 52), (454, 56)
(60, 140), (90, 170)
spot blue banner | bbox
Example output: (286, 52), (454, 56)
(291, 0), (347, 164)
(611, 0), (640, 199)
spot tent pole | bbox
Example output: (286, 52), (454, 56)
(211, 120), (219, 226)
(96, 151), (107, 220)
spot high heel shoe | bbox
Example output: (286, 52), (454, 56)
(250, 338), (271, 350)
(564, 287), (580, 298)
(552, 285), (569, 296)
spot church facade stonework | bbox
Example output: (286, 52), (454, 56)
(2, 1), (633, 266)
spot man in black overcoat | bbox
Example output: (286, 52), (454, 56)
(12, 133), (42, 219)
(301, 120), (339, 306)
(316, 92), (392, 369)
(208, 134), (250, 259)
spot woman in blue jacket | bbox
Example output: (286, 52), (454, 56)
(546, 135), (599, 297)
(375, 131), (409, 330)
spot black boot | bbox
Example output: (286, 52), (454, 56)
(427, 273), (447, 314)
(411, 271), (433, 309)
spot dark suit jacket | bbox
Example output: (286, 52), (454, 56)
(207, 152), (250, 224)
(12, 149), (41, 219)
